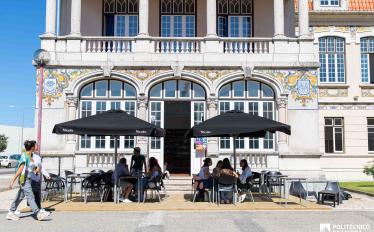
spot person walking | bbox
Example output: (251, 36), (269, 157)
(6, 140), (50, 221)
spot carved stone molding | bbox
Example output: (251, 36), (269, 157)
(319, 88), (348, 98)
(242, 65), (254, 79)
(66, 96), (78, 107)
(137, 95), (148, 109)
(207, 98), (218, 109)
(101, 63), (114, 78)
(276, 98), (288, 109)
(171, 65), (184, 78)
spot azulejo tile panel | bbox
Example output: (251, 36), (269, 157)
(37, 68), (95, 105)
(263, 69), (318, 110)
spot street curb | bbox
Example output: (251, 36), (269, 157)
(342, 188), (374, 197)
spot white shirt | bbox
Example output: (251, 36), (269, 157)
(31, 153), (50, 181)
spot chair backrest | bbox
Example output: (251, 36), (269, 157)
(218, 174), (237, 185)
(64, 170), (74, 177)
(90, 169), (104, 174)
(325, 181), (341, 192)
(289, 181), (306, 195)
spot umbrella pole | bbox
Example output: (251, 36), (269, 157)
(114, 136), (118, 204)
(233, 135), (237, 171)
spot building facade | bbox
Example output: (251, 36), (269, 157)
(37, 0), (373, 180)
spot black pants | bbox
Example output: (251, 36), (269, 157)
(31, 181), (41, 209)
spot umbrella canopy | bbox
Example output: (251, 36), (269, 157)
(185, 110), (291, 138)
(53, 110), (165, 137)
(185, 110), (291, 170)
(52, 110), (165, 204)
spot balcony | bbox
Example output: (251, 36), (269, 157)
(41, 35), (316, 67)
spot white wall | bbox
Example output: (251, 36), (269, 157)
(0, 125), (35, 154)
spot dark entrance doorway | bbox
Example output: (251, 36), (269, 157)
(164, 101), (191, 174)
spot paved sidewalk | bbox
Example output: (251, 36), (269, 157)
(334, 192), (374, 210)
(0, 188), (26, 212)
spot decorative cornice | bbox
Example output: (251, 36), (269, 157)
(137, 95), (148, 109)
(66, 96), (78, 107)
(276, 98), (288, 109)
(207, 98), (218, 109)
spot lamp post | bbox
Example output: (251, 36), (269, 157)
(33, 49), (50, 155)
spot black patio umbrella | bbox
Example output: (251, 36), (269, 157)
(185, 110), (291, 170)
(52, 110), (165, 203)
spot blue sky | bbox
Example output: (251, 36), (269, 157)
(0, 0), (45, 128)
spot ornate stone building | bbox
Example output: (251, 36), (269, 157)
(36, 0), (373, 180)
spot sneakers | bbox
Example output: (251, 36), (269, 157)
(36, 210), (50, 221)
(238, 194), (247, 203)
(120, 198), (133, 203)
(6, 212), (19, 221)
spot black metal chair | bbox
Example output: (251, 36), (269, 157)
(238, 176), (255, 202)
(324, 181), (344, 204)
(82, 173), (102, 203)
(217, 174), (238, 205)
(90, 169), (105, 174)
(100, 171), (114, 203)
(289, 181), (317, 200)
(42, 173), (65, 201)
(143, 175), (163, 203)
(265, 171), (284, 198)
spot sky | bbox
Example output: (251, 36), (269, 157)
(0, 0), (45, 128)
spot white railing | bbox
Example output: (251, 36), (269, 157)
(230, 153), (269, 169)
(85, 37), (133, 53)
(86, 153), (129, 168)
(153, 37), (203, 53)
(222, 38), (272, 54)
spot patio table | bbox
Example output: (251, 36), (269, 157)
(64, 173), (91, 203)
(266, 174), (288, 199)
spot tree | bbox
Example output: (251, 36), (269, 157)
(0, 134), (8, 153)
(363, 161), (374, 180)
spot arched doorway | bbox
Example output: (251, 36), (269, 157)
(148, 79), (207, 174)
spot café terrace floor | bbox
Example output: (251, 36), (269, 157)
(27, 194), (330, 212)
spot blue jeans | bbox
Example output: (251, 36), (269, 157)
(10, 179), (40, 214)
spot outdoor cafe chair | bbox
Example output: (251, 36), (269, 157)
(100, 171), (114, 203)
(289, 181), (317, 200)
(143, 175), (163, 203)
(64, 170), (80, 195)
(324, 181), (344, 204)
(265, 171), (284, 198)
(238, 176), (255, 202)
(42, 173), (65, 202)
(192, 178), (213, 203)
(217, 174), (238, 205)
(82, 173), (103, 203)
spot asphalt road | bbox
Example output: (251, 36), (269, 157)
(0, 210), (373, 232)
(0, 168), (15, 175)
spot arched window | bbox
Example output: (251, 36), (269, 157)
(218, 80), (275, 151)
(360, 37), (374, 84)
(318, 36), (346, 83)
(79, 80), (137, 150)
(149, 79), (206, 99)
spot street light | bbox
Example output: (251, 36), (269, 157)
(33, 49), (50, 155)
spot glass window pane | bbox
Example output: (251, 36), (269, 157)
(95, 81), (107, 97)
(325, 126), (334, 153)
(248, 102), (259, 116)
(115, 15), (125, 36)
(95, 136), (106, 149)
(128, 15), (138, 36)
(368, 118), (374, 126)
(262, 84), (274, 98)
(234, 102), (244, 111)
(164, 80), (176, 98)
(125, 101), (136, 116)
(219, 102), (230, 114)
(110, 102), (121, 110)
(81, 84), (93, 97)
(334, 118), (343, 126)
(124, 83), (136, 97)
(233, 81), (245, 97)
(325, 118), (333, 125)
(248, 81), (259, 97)
(179, 80), (191, 98)
(96, 101), (107, 114)
(110, 81), (122, 97)
(150, 83), (162, 97)
(80, 135), (91, 149)
(219, 84), (230, 97)
(193, 83), (205, 98)
(369, 132), (374, 151)
(81, 101), (92, 118)
(334, 130), (343, 152)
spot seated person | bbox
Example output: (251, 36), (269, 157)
(112, 158), (133, 203)
(219, 158), (239, 204)
(197, 158), (213, 190)
(142, 157), (162, 190)
(212, 160), (223, 178)
(237, 159), (252, 203)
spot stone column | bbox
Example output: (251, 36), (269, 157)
(138, 0), (149, 36)
(70, 0), (82, 36)
(273, 0), (285, 38)
(298, 0), (310, 37)
(276, 98), (288, 151)
(206, 98), (219, 155)
(66, 96), (78, 152)
(45, 0), (57, 36)
(206, 0), (217, 37)
(137, 95), (149, 154)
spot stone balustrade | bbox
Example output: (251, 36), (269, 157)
(40, 36), (317, 67)
(230, 152), (272, 169)
(87, 153), (129, 168)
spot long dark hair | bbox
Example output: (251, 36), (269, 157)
(240, 159), (248, 171)
(215, 160), (223, 168)
(221, 158), (233, 170)
(203, 158), (212, 167)
(149, 157), (161, 173)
